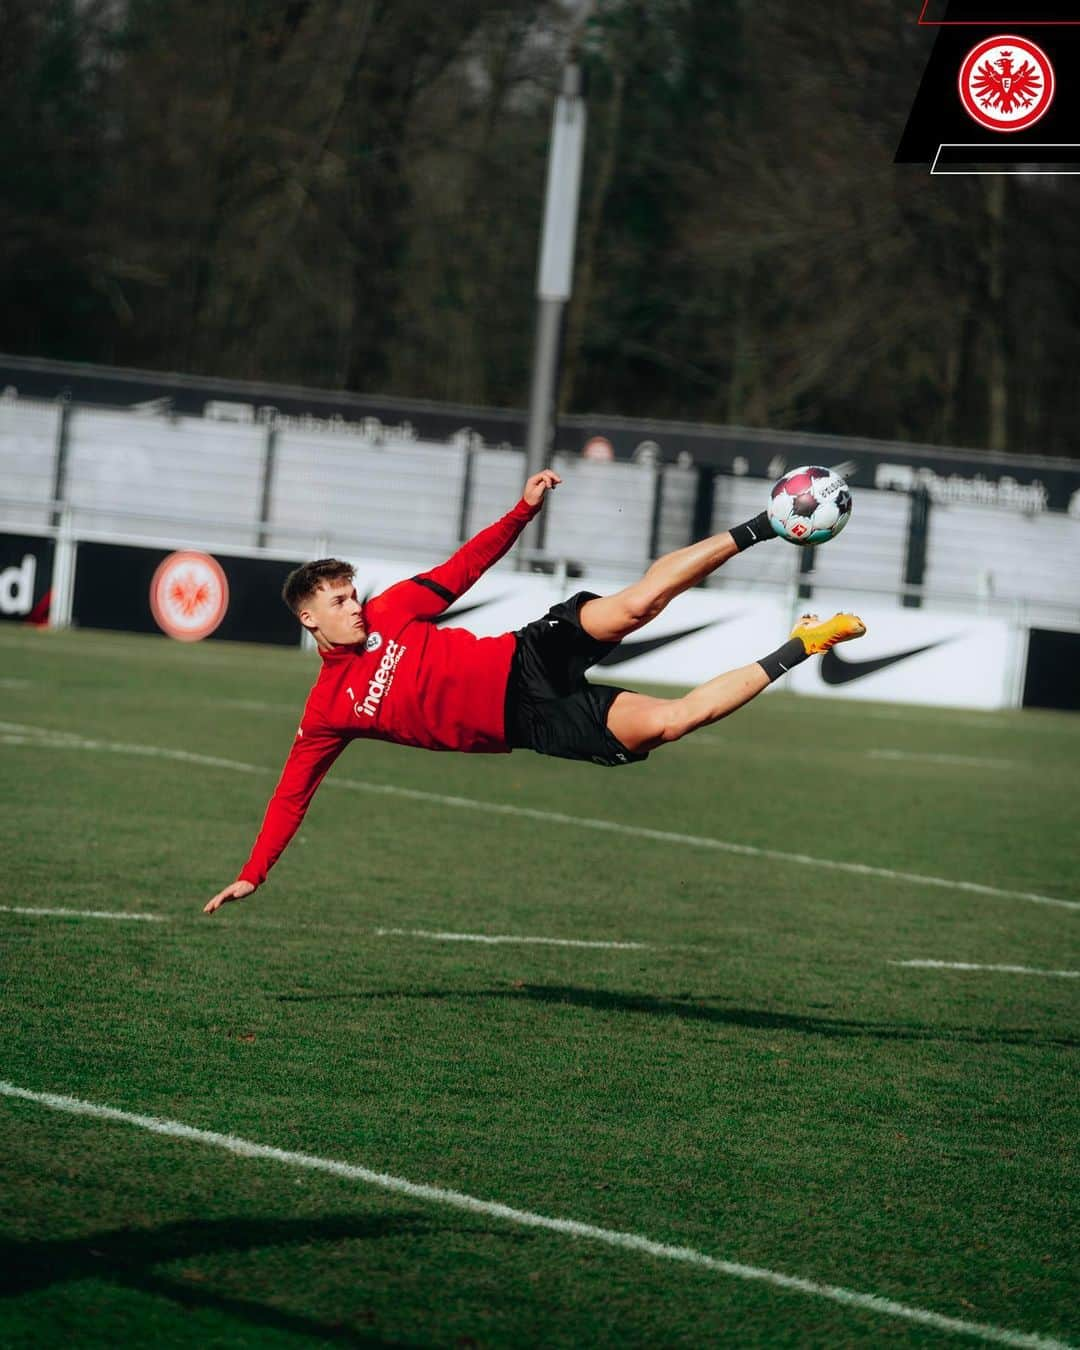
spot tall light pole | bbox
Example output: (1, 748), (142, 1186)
(519, 60), (587, 564)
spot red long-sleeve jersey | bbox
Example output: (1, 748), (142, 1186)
(238, 498), (539, 887)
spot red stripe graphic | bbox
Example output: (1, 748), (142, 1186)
(919, 1), (1080, 22)
(26, 589), (51, 627)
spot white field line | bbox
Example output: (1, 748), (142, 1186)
(868, 749), (1019, 770)
(0, 903), (642, 947)
(375, 927), (649, 950)
(2, 719), (1077, 914)
(220, 697), (299, 714)
(860, 709), (1079, 737)
(0, 721), (266, 776)
(0, 905), (163, 922)
(862, 708), (1003, 726)
(0, 1082), (1072, 1350)
(891, 960), (1079, 979)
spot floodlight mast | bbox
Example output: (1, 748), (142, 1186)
(519, 60), (587, 564)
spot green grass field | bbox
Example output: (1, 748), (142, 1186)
(1, 623), (1077, 1348)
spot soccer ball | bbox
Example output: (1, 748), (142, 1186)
(767, 466), (852, 545)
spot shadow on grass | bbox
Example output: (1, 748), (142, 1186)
(1, 1214), (439, 1345)
(276, 985), (1079, 1048)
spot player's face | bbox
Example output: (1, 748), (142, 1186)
(303, 580), (365, 648)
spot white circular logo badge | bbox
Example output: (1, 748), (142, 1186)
(959, 35), (1055, 133)
(365, 631), (383, 653)
(149, 551), (229, 642)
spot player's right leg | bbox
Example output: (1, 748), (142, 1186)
(579, 510), (775, 643)
(605, 612), (866, 753)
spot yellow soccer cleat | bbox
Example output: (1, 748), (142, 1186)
(790, 612), (867, 656)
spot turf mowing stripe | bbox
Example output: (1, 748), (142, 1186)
(868, 749), (1019, 769)
(0, 905), (163, 922)
(2, 719), (1077, 914)
(890, 960), (1079, 979)
(374, 927), (650, 949)
(0, 1082), (1072, 1350)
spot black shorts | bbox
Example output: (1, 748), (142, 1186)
(504, 591), (649, 768)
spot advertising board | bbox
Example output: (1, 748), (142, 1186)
(72, 542), (303, 646)
(0, 531), (54, 625)
(785, 596), (1019, 710)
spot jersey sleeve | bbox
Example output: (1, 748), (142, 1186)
(237, 723), (345, 887)
(371, 497), (540, 621)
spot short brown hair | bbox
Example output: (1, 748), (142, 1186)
(282, 558), (356, 615)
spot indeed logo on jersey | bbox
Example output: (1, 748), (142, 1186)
(357, 639), (407, 719)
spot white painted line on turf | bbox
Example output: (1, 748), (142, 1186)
(862, 708), (997, 725)
(0, 721), (266, 776)
(0, 905), (164, 922)
(2, 719), (1077, 914)
(220, 697), (298, 714)
(891, 960), (1079, 979)
(374, 928), (650, 950)
(868, 749), (1019, 770)
(860, 709), (1080, 738)
(0, 1082), (1071, 1350)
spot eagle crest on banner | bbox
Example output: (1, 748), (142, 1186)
(972, 50), (1042, 115)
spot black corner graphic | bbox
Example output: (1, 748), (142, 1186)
(898, 6), (1080, 169)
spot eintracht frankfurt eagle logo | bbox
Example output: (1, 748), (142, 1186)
(959, 36), (1055, 133)
(149, 550), (229, 641)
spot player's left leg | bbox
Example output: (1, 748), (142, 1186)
(606, 665), (770, 752)
(578, 511), (774, 643)
(606, 612), (866, 753)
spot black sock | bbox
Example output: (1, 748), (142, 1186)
(757, 638), (807, 683)
(730, 511), (774, 551)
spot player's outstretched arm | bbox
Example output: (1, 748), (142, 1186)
(200, 726), (344, 917)
(392, 468), (562, 620)
(204, 879), (256, 915)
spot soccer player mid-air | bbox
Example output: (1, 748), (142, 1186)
(204, 470), (865, 913)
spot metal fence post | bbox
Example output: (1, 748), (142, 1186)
(903, 486), (931, 609)
(458, 447), (476, 544)
(691, 466), (715, 546)
(49, 505), (76, 629)
(257, 421), (278, 549)
(797, 543), (816, 602)
(50, 396), (72, 530)
(648, 464), (665, 561)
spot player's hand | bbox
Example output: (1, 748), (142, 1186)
(523, 470), (562, 507)
(203, 879), (256, 915)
